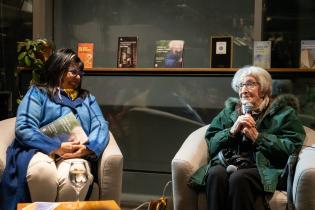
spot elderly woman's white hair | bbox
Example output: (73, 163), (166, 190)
(231, 66), (272, 97)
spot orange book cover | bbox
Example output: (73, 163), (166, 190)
(77, 43), (94, 69)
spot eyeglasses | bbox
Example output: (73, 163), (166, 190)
(237, 81), (259, 90)
(68, 67), (84, 77)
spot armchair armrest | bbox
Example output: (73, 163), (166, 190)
(293, 148), (315, 210)
(171, 125), (209, 210)
(0, 117), (16, 178)
(293, 127), (315, 210)
(98, 131), (123, 205)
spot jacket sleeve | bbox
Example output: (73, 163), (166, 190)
(205, 108), (236, 158)
(15, 86), (61, 154)
(84, 95), (109, 158)
(255, 106), (306, 163)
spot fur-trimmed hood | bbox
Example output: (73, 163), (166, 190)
(224, 94), (300, 113)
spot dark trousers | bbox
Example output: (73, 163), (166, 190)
(206, 165), (266, 210)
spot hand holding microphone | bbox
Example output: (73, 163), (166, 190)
(242, 103), (253, 143)
(230, 103), (255, 138)
(226, 104), (257, 174)
(241, 103), (260, 143)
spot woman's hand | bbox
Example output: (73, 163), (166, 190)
(53, 140), (80, 156)
(242, 126), (259, 143)
(230, 114), (256, 137)
(61, 144), (93, 159)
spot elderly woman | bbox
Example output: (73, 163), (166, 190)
(0, 48), (109, 210)
(190, 66), (305, 210)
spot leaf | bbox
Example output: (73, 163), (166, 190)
(36, 59), (44, 65)
(17, 45), (22, 53)
(24, 56), (31, 66)
(29, 51), (35, 59)
(17, 41), (27, 52)
(26, 40), (32, 50)
(16, 98), (22, 104)
(37, 39), (47, 44)
(18, 52), (27, 61)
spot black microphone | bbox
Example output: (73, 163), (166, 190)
(242, 103), (253, 143)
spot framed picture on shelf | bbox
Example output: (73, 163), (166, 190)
(210, 36), (233, 68)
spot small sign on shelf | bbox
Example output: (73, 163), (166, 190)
(210, 36), (233, 68)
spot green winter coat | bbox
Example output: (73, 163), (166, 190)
(189, 95), (306, 193)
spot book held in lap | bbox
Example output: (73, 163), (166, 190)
(40, 112), (88, 144)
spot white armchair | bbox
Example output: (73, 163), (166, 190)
(172, 125), (315, 210)
(0, 117), (123, 205)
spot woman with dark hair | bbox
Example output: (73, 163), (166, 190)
(0, 48), (109, 209)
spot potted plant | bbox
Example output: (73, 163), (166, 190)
(17, 38), (54, 83)
(16, 38), (54, 103)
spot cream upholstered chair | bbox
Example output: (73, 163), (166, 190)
(172, 125), (315, 210)
(0, 117), (123, 204)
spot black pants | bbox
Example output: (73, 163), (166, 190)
(206, 165), (266, 210)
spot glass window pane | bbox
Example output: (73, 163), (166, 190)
(263, 0), (315, 68)
(0, 0), (33, 115)
(54, 0), (254, 68)
(83, 74), (315, 172)
(82, 75), (236, 172)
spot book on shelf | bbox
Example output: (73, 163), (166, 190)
(300, 40), (315, 69)
(40, 112), (88, 144)
(77, 43), (94, 69)
(253, 41), (271, 69)
(210, 36), (233, 68)
(154, 40), (184, 68)
(117, 36), (138, 68)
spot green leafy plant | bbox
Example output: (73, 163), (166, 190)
(17, 38), (54, 83)
(16, 38), (54, 103)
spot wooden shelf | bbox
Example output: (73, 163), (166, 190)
(82, 67), (315, 75)
(20, 67), (315, 75)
